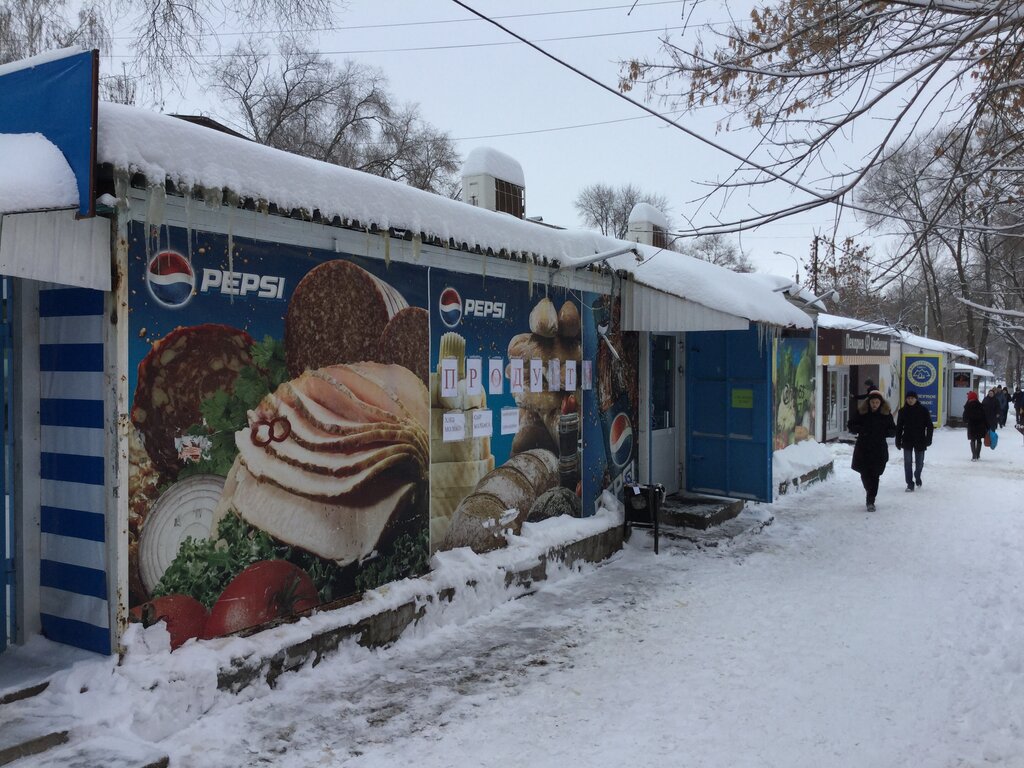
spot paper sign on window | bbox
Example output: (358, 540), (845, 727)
(582, 360), (593, 390)
(472, 409), (492, 437)
(440, 358), (459, 398)
(500, 407), (520, 435)
(488, 357), (504, 395)
(509, 358), (524, 394)
(564, 359), (577, 391)
(548, 358), (561, 391)
(442, 411), (465, 442)
(466, 357), (483, 396)
(530, 358), (544, 393)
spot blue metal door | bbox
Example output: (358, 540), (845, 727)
(1, 278), (13, 651)
(685, 325), (772, 501)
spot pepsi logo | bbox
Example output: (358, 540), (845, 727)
(147, 251), (195, 309)
(439, 286), (463, 328)
(609, 412), (634, 468)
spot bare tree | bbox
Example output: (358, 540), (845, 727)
(620, 0), (1024, 238)
(680, 234), (753, 272)
(0, 0), (107, 64)
(210, 40), (461, 195)
(573, 183), (670, 239)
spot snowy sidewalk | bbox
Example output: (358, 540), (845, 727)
(8, 426), (1024, 767)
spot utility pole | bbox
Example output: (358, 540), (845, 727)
(809, 236), (820, 294)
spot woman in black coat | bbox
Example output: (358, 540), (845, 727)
(895, 390), (933, 491)
(848, 390), (896, 511)
(963, 390), (989, 460)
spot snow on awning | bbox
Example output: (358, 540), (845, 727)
(0, 132), (109, 290)
(621, 282), (748, 332)
(955, 362), (995, 378)
(0, 132), (78, 214)
(899, 331), (977, 360)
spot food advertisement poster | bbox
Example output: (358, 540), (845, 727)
(773, 336), (815, 450)
(128, 221), (431, 645)
(428, 270), (584, 552)
(581, 292), (639, 514)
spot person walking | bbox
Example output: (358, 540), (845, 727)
(982, 388), (1000, 433)
(895, 390), (933, 491)
(1013, 387), (1024, 425)
(963, 390), (988, 460)
(996, 386), (1010, 428)
(848, 389), (896, 511)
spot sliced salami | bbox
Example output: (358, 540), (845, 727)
(285, 259), (408, 377)
(376, 306), (429, 385)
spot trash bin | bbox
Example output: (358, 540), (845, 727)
(622, 483), (665, 554)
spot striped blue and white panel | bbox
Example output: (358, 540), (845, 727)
(37, 285), (109, 655)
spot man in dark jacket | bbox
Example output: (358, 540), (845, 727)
(848, 390), (896, 511)
(895, 390), (933, 491)
(1013, 387), (1024, 424)
(996, 386), (1010, 428)
(963, 391), (988, 460)
(982, 389), (1000, 432)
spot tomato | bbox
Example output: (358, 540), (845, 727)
(129, 594), (209, 650)
(562, 393), (578, 414)
(203, 560), (319, 638)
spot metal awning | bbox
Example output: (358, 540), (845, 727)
(0, 209), (110, 291)
(620, 281), (749, 332)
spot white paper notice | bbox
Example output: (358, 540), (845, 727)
(472, 409), (493, 437)
(565, 359), (578, 391)
(548, 358), (561, 391)
(465, 357), (483, 396)
(509, 358), (524, 394)
(500, 407), (520, 435)
(440, 358), (459, 398)
(582, 359), (593, 390)
(488, 357), (504, 395)
(442, 411), (465, 442)
(530, 358), (544, 393)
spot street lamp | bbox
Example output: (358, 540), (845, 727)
(773, 250), (800, 284)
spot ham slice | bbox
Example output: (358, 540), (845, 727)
(221, 461), (418, 563)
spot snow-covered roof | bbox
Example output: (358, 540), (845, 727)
(744, 274), (832, 309)
(955, 363), (996, 378)
(898, 331), (976, 360)
(815, 313), (899, 337)
(461, 146), (525, 187)
(96, 102), (810, 329)
(0, 133), (78, 214)
(817, 313), (977, 359)
(628, 202), (668, 228)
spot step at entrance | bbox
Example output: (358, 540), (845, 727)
(659, 492), (745, 530)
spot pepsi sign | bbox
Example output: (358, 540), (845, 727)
(439, 286), (507, 328)
(609, 412), (634, 468)
(146, 251), (196, 309)
(439, 287), (463, 328)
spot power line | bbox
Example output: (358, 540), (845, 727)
(106, 2), (682, 43)
(108, 25), (686, 58)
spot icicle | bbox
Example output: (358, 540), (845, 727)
(527, 258), (534, 297)
(412, 233), (422, 262)
(382, 230), (391, 268)
(184, 192), (194, 263)
(145, 183), (166, 259)
(225, 190), (239, 305)
(481, 250), (487, 283)
(365, 227), (372, 263)
(113, 168), (130, 215)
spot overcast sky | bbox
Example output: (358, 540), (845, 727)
(143, 0), (877, 280)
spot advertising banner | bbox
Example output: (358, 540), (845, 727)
(428, 270), (584, 550)
(581, 292), (639, 513)
(902, 353), (943, 426)
(773, 336), (815, 450)
(128, 222), (430, 643)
